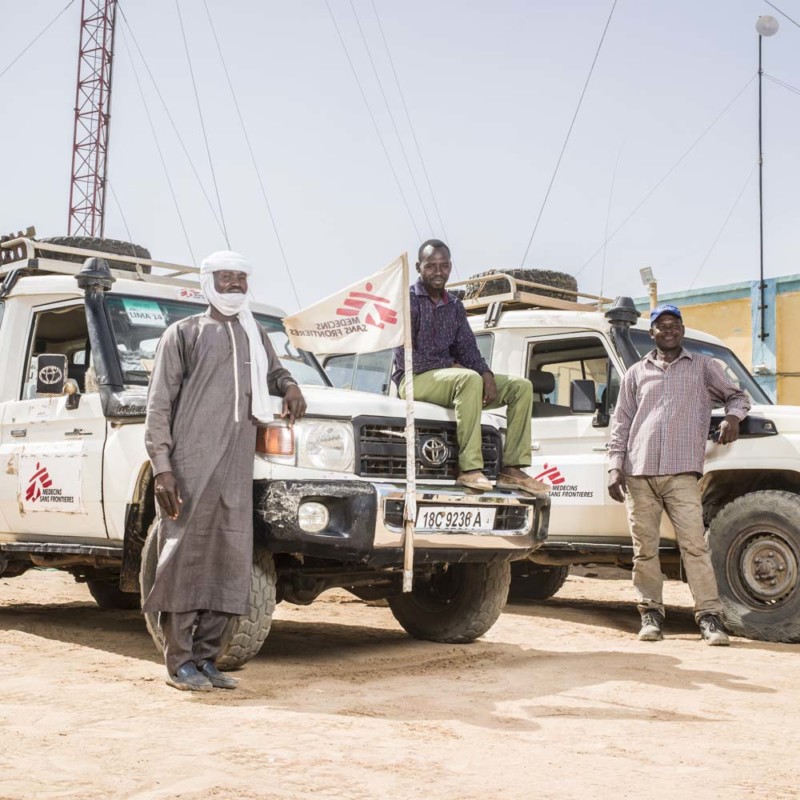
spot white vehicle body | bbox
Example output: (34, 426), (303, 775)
(0, 237), (550, 667)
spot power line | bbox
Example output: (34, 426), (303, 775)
(520, 0), (618, 267)
(118, 5), (227, 239)
(348, 0), (433, 234)
(323, 0), (422, 240)
(174, 0), (230, 248)
(201, 0), (301, 308)
(764, 0), (800, 30)
(574, 74), (756, 278)
(120, 28), (196, 264)
(107, 181), (134, 244)
(369, 0), (450, 243)
(764, 72), (800, 96)
(687, 162), (757, 289)
(0, 0), (77, 82)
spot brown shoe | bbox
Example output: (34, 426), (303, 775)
(496, 471), (549, 495)
(456, 471), (493, 491)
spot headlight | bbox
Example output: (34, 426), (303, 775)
(299, 420), (355, 472)
(256, 420), (355, 473)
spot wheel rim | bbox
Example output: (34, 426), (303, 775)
(727, 527), (799, 609)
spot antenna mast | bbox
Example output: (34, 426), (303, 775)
(67, 0), (118, 237)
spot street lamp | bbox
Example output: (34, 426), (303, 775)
(756, 15), (779, 341)
(639, 266), (657, 310)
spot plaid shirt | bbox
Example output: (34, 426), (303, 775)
(609, 348), (751, 476)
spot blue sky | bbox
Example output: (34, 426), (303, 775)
(2, 0), (799, 311)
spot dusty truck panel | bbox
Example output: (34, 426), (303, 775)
(0, 234), (550, 668)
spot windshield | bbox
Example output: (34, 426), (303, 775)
(104, 295), (328, 388)
(629, 329), (771, 405)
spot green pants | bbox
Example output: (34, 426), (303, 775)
(400, 369), (532, 472)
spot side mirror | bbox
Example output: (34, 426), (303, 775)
(35, 354), (67, 396)
(570, 379), (596, 414)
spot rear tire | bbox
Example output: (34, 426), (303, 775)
(707, 490), (800, 643)
(463, 268), (577, 302)
(86, 578), (141, 610)
(38, 236), (152, 273)
(509, 562), (569, 601)
(140, 520), (277, 669)
(387, 562), (510, 643)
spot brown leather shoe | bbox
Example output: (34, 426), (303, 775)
(456, 471), (493, 491)
(496, 471), (549, 495)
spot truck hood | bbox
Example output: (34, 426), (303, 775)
(749, 404), (800, 435)
(297, 385), (487, 427)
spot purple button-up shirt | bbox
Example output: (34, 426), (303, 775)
(392, 280), (490, 384)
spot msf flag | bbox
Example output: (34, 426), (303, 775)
(283, 256), (405, 355)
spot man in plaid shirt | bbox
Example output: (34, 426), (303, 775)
(608, 304), (750, 645)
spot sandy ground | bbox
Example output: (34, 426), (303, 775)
(0, 568), (798, 800)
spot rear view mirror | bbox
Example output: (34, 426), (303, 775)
(35, 354), (67, 396)
(570, 379), (596, 414)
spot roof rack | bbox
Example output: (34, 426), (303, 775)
(449, 272), (614, 315)
(0, 235), (200, 289)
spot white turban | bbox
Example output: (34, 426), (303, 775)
(200, 250), (272, 422)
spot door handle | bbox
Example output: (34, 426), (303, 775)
(531, 442), (541, 451)
(65, 429), (93, 437)
(11, 429), (27, 438)
(592, 443), (609, 451)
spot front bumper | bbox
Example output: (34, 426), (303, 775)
(254, 480), (550, 566)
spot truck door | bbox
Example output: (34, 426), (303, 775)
(0, 302), (108, 538)
(524, 334), (632, 542)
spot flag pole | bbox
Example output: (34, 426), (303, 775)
(401, 252), (416, 593)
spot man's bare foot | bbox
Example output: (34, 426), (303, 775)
(497, 466), (549, 494)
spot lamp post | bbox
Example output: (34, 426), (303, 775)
(639, 266), (657, 310)
(756, 15), (779, 341)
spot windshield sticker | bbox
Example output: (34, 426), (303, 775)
(177, 287), (204, 301)
(122, 298), (166, 328)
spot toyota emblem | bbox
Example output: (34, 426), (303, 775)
(419, 435), (449, 467)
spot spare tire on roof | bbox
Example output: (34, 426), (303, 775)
(463, 268), (577, 302)
(37, 236), (152, 274)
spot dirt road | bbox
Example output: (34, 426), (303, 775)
(0, 569), (797, 800)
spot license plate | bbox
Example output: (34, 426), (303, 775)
(415, 506), (497, 532)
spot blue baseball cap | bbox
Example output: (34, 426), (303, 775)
(650, 304), (682, 325)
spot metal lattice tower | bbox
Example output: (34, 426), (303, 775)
(67, 0), (118, 237)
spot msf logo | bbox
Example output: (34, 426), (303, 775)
(532, 463), (566, 486)
(336, 282), (398, 329)
(26, 462), (52, 502)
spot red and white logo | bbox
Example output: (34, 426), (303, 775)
(25, 462), (52, 502)
(533, 463), (566, 486)
(336, 282), (398, 329)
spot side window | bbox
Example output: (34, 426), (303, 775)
(24, 305), (90, 398)
(324, 350), (393, 395)
(475, 333), (493, 366)
(325, 354), (356, 390)
(526, 336), (620, 418)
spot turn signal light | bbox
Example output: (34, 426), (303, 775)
(256, 424), (295, 456)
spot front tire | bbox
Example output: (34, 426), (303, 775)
(140, 521), (278, 669)
(509, 562), (569, 601)
(707, 490), (800, 643)
(86, 578), (141, 610)
(387, 562), (510, 643)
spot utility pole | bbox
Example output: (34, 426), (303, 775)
(67, 0), (118, 237)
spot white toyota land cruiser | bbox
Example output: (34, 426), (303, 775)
(322, 270), (800, 644)
(0, 233), (549, 668)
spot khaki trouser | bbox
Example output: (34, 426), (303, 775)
(400, 369), (532, 472)
(160, 610), (233, 676)
(625, 474), (723, 621)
